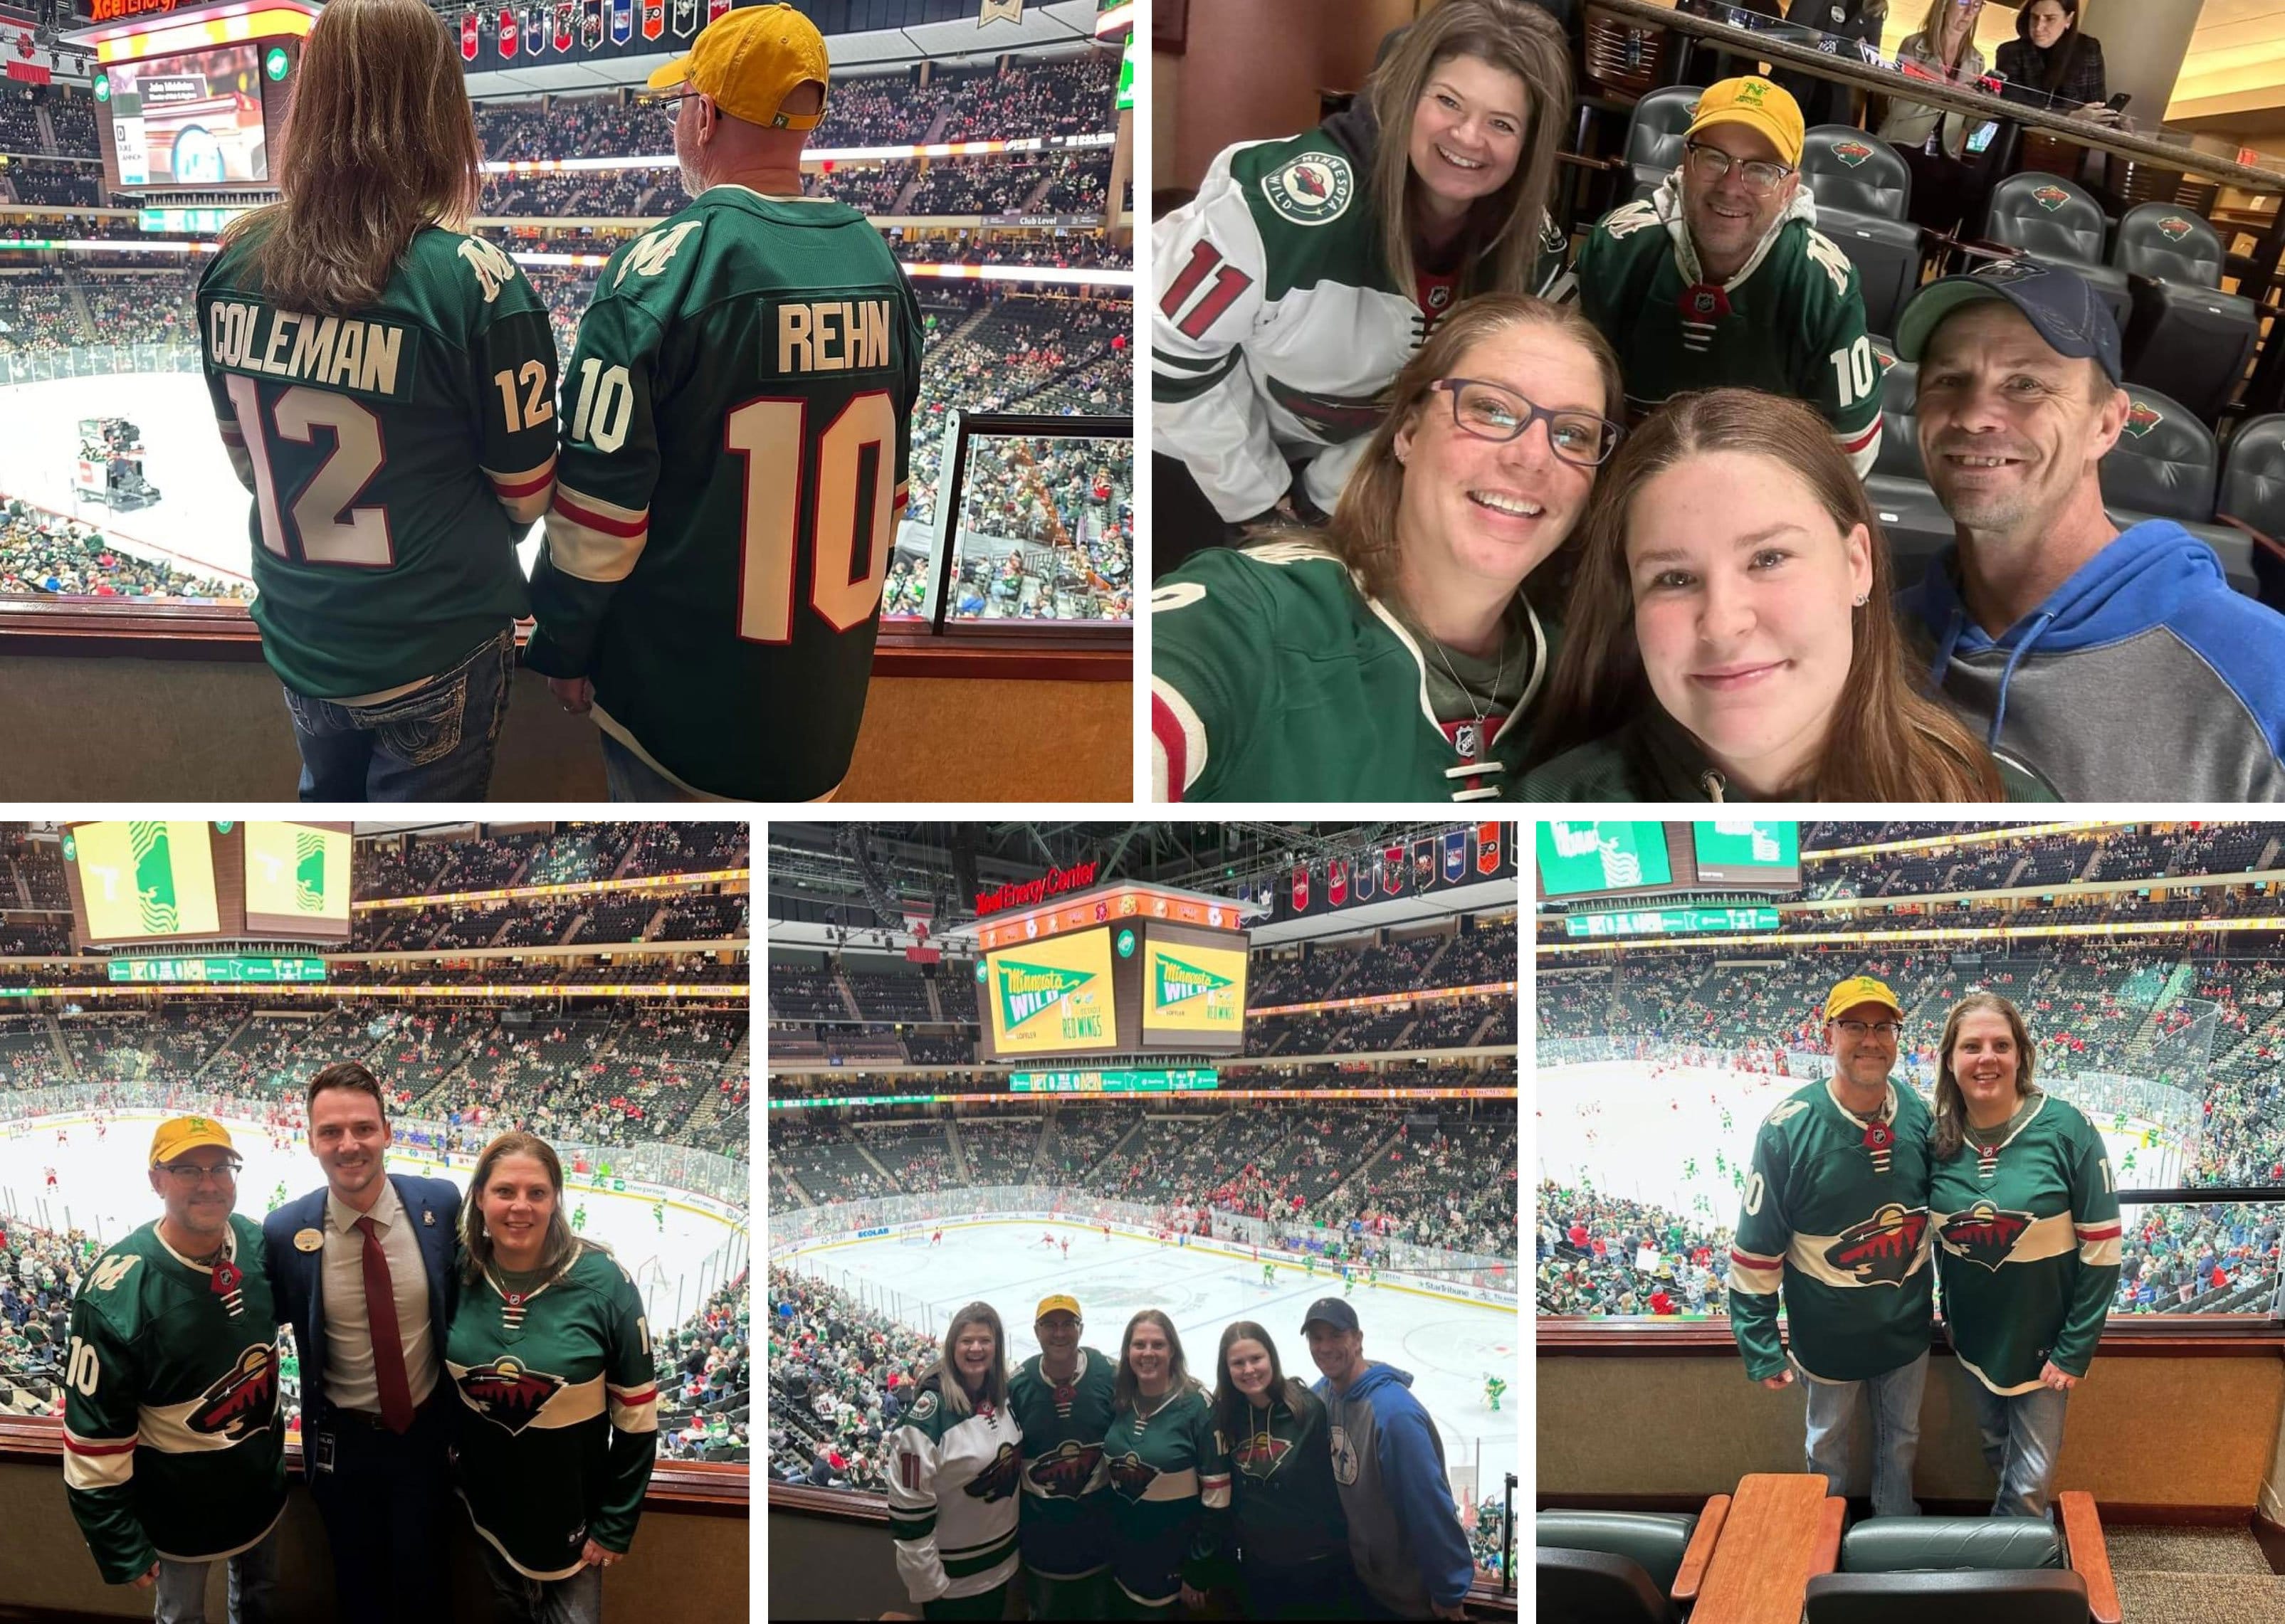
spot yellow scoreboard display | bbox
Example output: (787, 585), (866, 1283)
(983, 929), (1118, 1055)
(70, 821), (221, 942)
(1142, 939), (1246, 1036)
(243, 822), (352, 937)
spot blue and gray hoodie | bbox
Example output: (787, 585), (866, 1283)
(1311, 1362), (1474, 1615)
(1911, 520), (2285, 801)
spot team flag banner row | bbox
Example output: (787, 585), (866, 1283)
(1258, 823), (1514, 923)
(458, 0), (727, 60)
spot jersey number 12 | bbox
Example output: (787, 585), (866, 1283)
(727, 390), (898, 643)
(224, 378), (394, 566)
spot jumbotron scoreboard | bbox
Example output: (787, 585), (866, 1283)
(967, 880), (1250, 1064)
(1537, 821), (1801, 903)
(62, 820), (352, 949)
(69, 0), (315, 196)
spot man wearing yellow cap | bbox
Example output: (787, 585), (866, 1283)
(1007, 1294), (1116, 1618)
(1576, 75), (1884, 476)
(62, 1117), (287, 1620)
(1727, 976), (1935, 1518)
(527, 1), (925, 802)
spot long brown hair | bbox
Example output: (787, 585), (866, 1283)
(1314, 291), (1622, 608)
(929, 1302), (1010, 1420)
(2014, 0), (2086, 95)
(1932, 991), (2038, 1161)
(1530, 388), (2007, 800)
(460, 1130), (584, 1284)
(1112, 1309), (1203, 1413)
(226, 0), (483, 314)
(1367, 0), (1571, 301)
(1211, 1320), (1320, 1448)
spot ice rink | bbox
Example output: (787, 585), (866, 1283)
(786, 1219), (1519, 1499)
(1539, 1061), (2183, 1225)
(0, 1110), (745, 1328)
(0, 374), (546, 588)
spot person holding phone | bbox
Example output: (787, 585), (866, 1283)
(1994, 0), (2112, 124)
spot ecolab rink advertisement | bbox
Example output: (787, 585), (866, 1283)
(1142, 939), (1246, 1036)
(982, 929), (1118, 1055)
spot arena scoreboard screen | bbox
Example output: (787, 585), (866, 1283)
(1538, 821), (1804, 902)
(63, 820), (354, 949)
(78, 1), (312, 196)
(970, 886), (1253, 1063)
(1565, 907), (1781, 939)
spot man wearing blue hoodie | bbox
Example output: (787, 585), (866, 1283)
(1303, 1297), (1474, 1620)
(1897, 258), (2285, 799)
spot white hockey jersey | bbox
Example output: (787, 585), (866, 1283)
(883, 1378), (1024, 1603)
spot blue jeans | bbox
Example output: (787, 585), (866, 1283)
(1968, 1380), (2071, 1519)
(476, 1539), (604, 1624)
(599, 729), (710, 802)
(152, 1524), (281, 1624)
(1803, 1349), (1928, 1517)
(282, 628), (513, 801)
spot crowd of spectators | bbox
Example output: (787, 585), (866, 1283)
(767, 1265), (938, 1492)
(656, 1274), (751, 1462)
(0, 502), (248, 601)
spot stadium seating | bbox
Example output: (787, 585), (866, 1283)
(1538, 1505), (1718, 1624)
(2094, 384), (2259, 593)
(1979, 174), (2131, 330)
(1804, 1497), (2117, 1624)
(2111, 204), (2261, 427)
(2215, 415), (2285, 610)
(1861, 358), (1955, 586)
(1798, 126), (1921, 338)
(1623, 85), (1702, 202)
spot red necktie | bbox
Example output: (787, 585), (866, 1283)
(354, 1216), (415, 1433)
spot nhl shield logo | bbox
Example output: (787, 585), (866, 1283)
(2122, 399), (2164, 439)
(1426, 283), (1453, 312)
(189, 1345), (279, 1441)
(1833, 141), (1873, 168)
(2157, 215), (2195, 243)
(458, 1357), (569, 1435)
(1262, 152), (1354, 227)
(1938, 1202), (2036, 1272)
(1453, 722), (1479, 760)
(1824, 1203), (1928, 1286)
(2031, 185), (2072, 213)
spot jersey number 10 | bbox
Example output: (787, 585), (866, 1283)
(726, 391), (898, 643)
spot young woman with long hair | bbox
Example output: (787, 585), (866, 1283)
(1994, 0), (2111, 120)
(1103, 1310), (1229, 1618)
(1152, 0), (1572, 557)
(885, 1301), (1024, 1620)
(1928, 993), (2121, 1517)
(1521, 388), (2055, 801)
(1153, 291), (1624, 802)
(198, 0), (558, 801)
(447, 1132), (656, 1621)
(1211, 1322), (1353, 1620)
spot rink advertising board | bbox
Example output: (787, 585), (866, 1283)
(979, 928), (1119, 1058)
(243, 822), (351, 939)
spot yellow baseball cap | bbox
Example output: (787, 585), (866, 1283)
(646, 2), (829, 131)
(1036, 1295), (1082, 1321)
(1824, 976), (1903, 1025)
(1686, 75), (1805, 169)
(150, 1114), (234, 1166)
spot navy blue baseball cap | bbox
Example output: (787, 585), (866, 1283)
(1895, 257), (2123, 386)
(1301, 1297), (1360, 1334)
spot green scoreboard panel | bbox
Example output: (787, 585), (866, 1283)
(1537, 821), (1673, 897)
(1691, 821), (1802, 885)
(1009, 1069), (1220, 1094)
(107, 955), (329, 984)
(1565, 907), (1781, 939)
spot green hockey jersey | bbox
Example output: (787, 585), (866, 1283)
(445, 1245), (658, 1581)
(63, 1214), (285, 1585)
(1153, 126), (1571, 523)
(525, 185), (924, 801)
(1729, 1076), (1935, 1383)
(1101, 1383), (1230, 1608)
(1931, 1092), (2121, 1394)
(1008, 1346), (1116, 1580)
(1577, 176), (1884, 477)
(199, 222), (559, 699)
(1150, 539), (1551, 802)
(884, 1374), (1024, 1603)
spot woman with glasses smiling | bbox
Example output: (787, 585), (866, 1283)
(1522, 388), (2055, 801)
(1152, 292), (1624, 802)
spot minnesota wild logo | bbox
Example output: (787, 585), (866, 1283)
(189, 1345), (278, 1440)
(965, 1441), (1023, 1502)
(1833, 140), (1873, 168)
(1938, 1202), (2034, 1272)
(2122, 399), (2163, 438)
(1027, 1438), (1105, 1498)
(1261, 151), (1352, 226)
(1107, 1449), (1160, 1502)
(2031, 185), (2072, 213)
(2157, 216), (2195, 243)
(1155, 954), (1236, 1018)
(1824, 1203), (1928, 1286)
(997, 959), (1098, 1033)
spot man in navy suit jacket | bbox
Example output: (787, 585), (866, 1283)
(263, 1061), (460, 1624)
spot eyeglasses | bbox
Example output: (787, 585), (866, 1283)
(644, 88), (702, 122)
(1431, 379), (1623, 467)
(1684, 141), (1795, 195)
(159, 1158), (242, 1184)
(1834, 1020), (1903, 1040)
